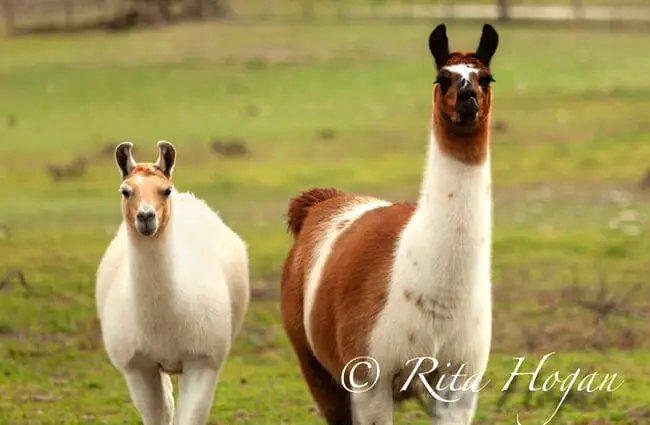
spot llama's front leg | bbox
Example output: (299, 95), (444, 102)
(174, 357), (221, 425)
(124, 366), (174, 425)
(429, 386), (478, 425)
(351, 380), (394, 425)
(428, 367), (481, 425)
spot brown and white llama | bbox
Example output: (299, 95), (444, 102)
(280, 23), (499, 425)
(95, 141), (250, 425)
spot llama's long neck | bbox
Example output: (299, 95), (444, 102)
(396, 110), (492, 297)
(418, 123), (492, 223)
(126, 218), (178, 323)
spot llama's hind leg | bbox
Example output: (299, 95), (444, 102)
(124, 366), (174, 425)
(296, 349), (353, 425)
(174, 356), (222, 425)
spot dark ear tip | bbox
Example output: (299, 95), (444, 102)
(116, 141), (133, 149)
(157, 140), (176, 151)
(115, 141), (133, 155)
(483, 23), (498, 37)
(431, 23), (447, 36)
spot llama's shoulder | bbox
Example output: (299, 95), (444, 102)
(171, 190), (246, 255)
(172, 190), (221, 218)
(171, 190), (227, 232)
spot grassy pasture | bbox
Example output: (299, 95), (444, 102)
(1, 20), (650, 424)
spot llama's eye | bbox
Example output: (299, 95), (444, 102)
(479, 74), (495, 89)
(435, 74), (452, 93)
(161, 187), (172, 197)
(120, 188), (132, 199)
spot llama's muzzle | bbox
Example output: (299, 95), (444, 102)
(135, 208), (157, 236)
(455, 92), (479, 124)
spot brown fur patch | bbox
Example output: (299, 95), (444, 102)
(408, 333), (416, 344)
(130, 163), (167, 178)
(445, 51), (489, 71)
(281, 193), (415, 424)
(281, 193), (360, 424)
(309, 202), (415, 374)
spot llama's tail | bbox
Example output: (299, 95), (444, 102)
(286, 187), (345, 237)
(160, 371), (175, 418)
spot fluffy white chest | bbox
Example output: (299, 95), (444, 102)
(367, 140), (493, 379)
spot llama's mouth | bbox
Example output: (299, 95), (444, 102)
(457, 115), (478, 126)
(455, 100), (479, 125)
(441, 110), (478, 127)
(136, 220), (157, 237)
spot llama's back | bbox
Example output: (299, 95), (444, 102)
(172, 191), (250, 340)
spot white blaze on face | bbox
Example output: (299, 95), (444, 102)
(137, 200), (156, 217)
(442, 64), (478, 85)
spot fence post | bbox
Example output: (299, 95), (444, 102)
(497, 0), (509, 21)
(572, 0), (584, 21)
(1, 0), (15, 35)
(64, 0), (75, 29)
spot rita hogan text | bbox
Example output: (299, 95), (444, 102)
(341, 351), (624, 425)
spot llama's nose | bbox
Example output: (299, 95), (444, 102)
(457, 86), (477, 101)
(136, 210), (156, 222)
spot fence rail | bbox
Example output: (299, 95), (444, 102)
(3, 0), (650, 36)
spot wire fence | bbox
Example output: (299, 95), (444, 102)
(3, 0), (650, 35)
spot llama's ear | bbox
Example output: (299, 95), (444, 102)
(155, 141), (176, 178)
(428, 24), (450, 70)
(475, 24), (499, 67)
(115, 141), (136, 180)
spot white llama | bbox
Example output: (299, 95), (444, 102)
(95, 141), (250, 425)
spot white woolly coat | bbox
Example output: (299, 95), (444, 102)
(95, 190), (250, 372)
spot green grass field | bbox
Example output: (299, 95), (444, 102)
(1, 20), (650, 424)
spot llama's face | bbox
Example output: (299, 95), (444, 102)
(114, 141), (176, 238)
(435, 60), (494, 127)
(428, 23), (499, 130)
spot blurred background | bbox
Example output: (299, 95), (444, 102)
(1, 0), (650, 424)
